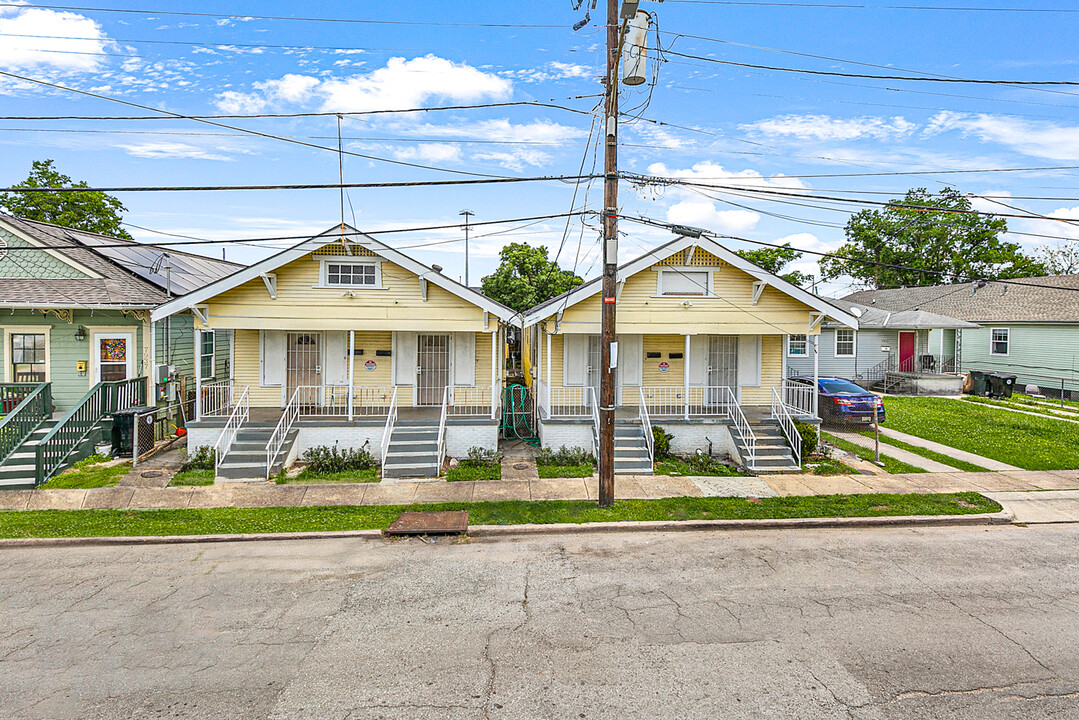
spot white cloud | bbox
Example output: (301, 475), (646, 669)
(741, 114), (918, 141)
(646, 161), (806, 191)
(501, 61), (594, 83)
(118, 142), (232, 161)
(925, 112), (1079, 162)
(214, 90), (268, 114)
(0, 4), (116, 72)
(391, 143), (462, 163)
(257, 73), (320, 103)
(666, 200), (759, 234)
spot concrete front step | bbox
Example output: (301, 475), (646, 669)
(383, 462), (439, 478)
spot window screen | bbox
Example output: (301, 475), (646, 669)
(835, 329), (855, 357)
(991, 328), (1009, 355)
(788, 334), (807, 355)
(660, 270), (708, 296)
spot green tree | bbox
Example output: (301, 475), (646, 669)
(736, 243), (811, 287)
(820, 187), (1044, 288)
(1034, 243), (1079, 275)
(480, 243), (583, 313)
(0, 159), (133, 239)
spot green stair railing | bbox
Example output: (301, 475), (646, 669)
(0, 383), (51, 466)
(34, 378), (146, 485)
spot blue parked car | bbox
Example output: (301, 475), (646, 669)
(788, 376), (885, 425)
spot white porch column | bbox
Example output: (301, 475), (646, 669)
(939, 328), (945, 368)
(545, 328), (552, 415)
(684, 334), (691, 420)
(347, 330), (355, 422)
(491, 329), (499, 420)
(194, 327), (203, 421)
(812, 333), (819, 418)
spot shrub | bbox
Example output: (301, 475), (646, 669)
(301, 445), (378, 474)
(181, 446), (215, 472)
(461, 446), (500, 468)
(652, 425), (674, 460)
(536, 445), (595, 467)
(793, 421), (819, 458)
(682, 452), (733, 475)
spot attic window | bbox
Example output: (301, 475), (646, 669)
(319, 259), (381, 288)
(658, 269), (710, 296)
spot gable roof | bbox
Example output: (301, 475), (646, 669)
(522, 234), (859, 329)
(0, 214), (242, 308)
(843, 275), (1079, 324)
(150, 224), (520, 325)
(822, 301), (978, 330)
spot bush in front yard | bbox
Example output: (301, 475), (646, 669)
(793, 421), (819, 458)
(652, 425), (674, 460)
(301, 445), (378, 474)
(181, 446), (215, 472)
(536, 445), (595, 467)
(463, 446), (500, 467)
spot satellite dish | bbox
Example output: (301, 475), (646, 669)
(849, 307), (863, 318)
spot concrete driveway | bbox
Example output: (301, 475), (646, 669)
(1, 526), (1077, 719)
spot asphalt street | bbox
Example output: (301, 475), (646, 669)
(1, 525), (1078, 719)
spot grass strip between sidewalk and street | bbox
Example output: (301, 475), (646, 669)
(0, 493), (1001, 539)
(537, 464), (594, 478)
(821, 432), (927, 475)
(862, 433), (990, 473)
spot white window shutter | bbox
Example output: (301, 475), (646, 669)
(737, 335), (761, 387)
(453, 332), (475, 386)
(393, 332), (417, 386)
(563, 334), (587, 386)
(619, 334), (643, 386)
(688, 335), (709, 385)
(323, 332), (348, 385)
(260, 330), (286, 387)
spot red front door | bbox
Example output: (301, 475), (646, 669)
(899, 332), (916, 372)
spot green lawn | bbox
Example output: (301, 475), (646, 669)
(962, 396), (1079, 422)
(884, 396), (1079, 471)
(804, 457), (854, 476)
(40, 456), (131, 489)
(445, 464), (500, 482)
(537, 464), (594, 478)
(170, 469), (215, 486)
(653, 457), (745, 477)
(821, 432), (927, 474)
(866, 433), (989, 473)
(0, 492), (1001, 538)
(276, 468), (380, 484)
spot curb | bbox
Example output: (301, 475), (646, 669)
(0, 510), (1013, 548)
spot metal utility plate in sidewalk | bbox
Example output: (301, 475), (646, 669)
(385, 511), (469, 536)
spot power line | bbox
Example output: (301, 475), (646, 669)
(0, 4), (570, 28)
(662, 1), (1079, 11)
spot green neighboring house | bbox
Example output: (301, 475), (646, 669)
(845, 274), (1079, 400)
(0, 213), (240, 413)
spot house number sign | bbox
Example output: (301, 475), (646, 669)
(364, 360), (377, 372)
(658, 361), (670, 373)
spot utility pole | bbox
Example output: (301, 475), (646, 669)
(598, 0), (621, 508)
(460, 209), (474, 286)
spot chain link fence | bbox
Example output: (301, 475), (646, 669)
(132, 399), (195, 468)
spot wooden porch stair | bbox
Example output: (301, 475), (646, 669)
(732, 419), (799, 473)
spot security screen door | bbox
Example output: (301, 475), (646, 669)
(417, 333), (451, 406)
(707, 335), (738, 405)
(587, 335), (601, 406)
(286, 332), (321, 406)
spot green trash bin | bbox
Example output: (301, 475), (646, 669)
(968, 370), (990, 396)
(990, 372), (1016, 399)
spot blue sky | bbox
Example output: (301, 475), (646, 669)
(2, 0), (1079, 295)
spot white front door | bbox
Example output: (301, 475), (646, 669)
(94, 332), (135, 383)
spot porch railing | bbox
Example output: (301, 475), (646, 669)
(381, 387), (398, 470)
(266, 387), (299, 480)
(536, 383), (598, 419)
(449, 386), (494, 417)
(352, 385), (397, 417)
(771, 387), (803, 468)
(781, 379), (816, 417)
(638, 387), (654, 466)
(1, 383), (43, 416)
(636, 385), (734, 417)
(725, 386), (758, 471)
(34, 378), (147, 485)
(0, 383), (51, 466)
(436, 386), (449, 473)
(200, 380), (237, 418)
(214, 385), (249, 477)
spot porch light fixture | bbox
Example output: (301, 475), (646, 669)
(74, 326), (87, 342)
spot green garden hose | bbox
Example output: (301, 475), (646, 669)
(501, 384), (539, 446)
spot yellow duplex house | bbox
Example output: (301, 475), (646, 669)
(522, 234), (858, 473)
(152, 225), (518, 480)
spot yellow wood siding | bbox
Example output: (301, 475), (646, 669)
(642, 335), (685, 385)
(554, 261), (820, 336)
(741, 335), (783, 404)
(203, 254), (487, 331)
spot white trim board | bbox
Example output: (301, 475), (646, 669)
(151, 224), (520, 325)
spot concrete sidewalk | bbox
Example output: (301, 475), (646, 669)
(875, 426), (1022, 471)
(0, 468), (1076, 512)
(985, 490), (1079, 524)
(828, 429), (961, 473)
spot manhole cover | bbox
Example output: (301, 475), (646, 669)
(385, 511), (469, 537)
(513, 463), (529, 470)
(140, 471), (163, 478)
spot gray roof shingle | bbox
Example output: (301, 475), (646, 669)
(842, 275), (1079, 323)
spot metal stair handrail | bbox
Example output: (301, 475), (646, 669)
(771, 387), (803, 468)
(859, 354), (897, 388)
(380, 386), (399, 470)
(34, 377), (146, 485)
(725, 386), (758, 470)
(214, 385), (249, 478)
(588, 386), (600, 457)
(436, 386), (449, 472)
(265, 387), (299, 480)
(0, 383), (51, 466)
(638, 386), (654, 466)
